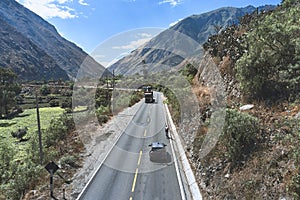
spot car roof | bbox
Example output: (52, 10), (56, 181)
(151, 142), (165, 148)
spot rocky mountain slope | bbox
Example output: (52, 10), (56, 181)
(0, 17), (69, 81)
(0, 0), (105, 81)
(109, 5), (274, 76)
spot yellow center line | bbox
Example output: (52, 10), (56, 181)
(137, 150), (142, 165)
(131, 168), (139, 192)
(131, 150), (143, 196)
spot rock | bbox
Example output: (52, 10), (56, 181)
(295, 112), (300, 119)
(239, 104), (254, 111)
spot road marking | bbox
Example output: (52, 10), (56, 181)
(129, 197), (133, 200)
(131, 168), (139, 192)
(138, 150), (142, 165)
(144, 129), (147, 136)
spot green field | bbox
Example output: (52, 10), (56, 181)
(0, 107), (64, 138)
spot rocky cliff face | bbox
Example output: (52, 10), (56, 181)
(0, 0), (105, 81)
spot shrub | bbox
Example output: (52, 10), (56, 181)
(61, 98), (72, 109)
(129, 91), (143, 106)
(43, 114), (74, 147)
(60, 154), (80, 168)
(97, 114), (109, 125)
(2, 159), (43, 200)
(0, 141), (15, 183)
(39, 85), (50, 96)
(96, 105), (110, 115)
(221, 109), (259, 167)
(288, 169), (300, 199)
(49, 99), (60, 107)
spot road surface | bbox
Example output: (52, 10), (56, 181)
(78, 92), (183, 200)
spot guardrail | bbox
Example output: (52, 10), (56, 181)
(164, 103), (203, 200)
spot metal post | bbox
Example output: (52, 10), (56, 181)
(63, 188), (66, 199)
(106, 76), (110, 106)
(50, 169), (54, 197)
(112, 70), (115, 89)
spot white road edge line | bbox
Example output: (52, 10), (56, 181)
(164, 100), (203, 200)
(163, 104), (186, 200)
(76, 100), (144, 200)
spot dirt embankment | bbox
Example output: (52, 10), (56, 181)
(179, 52), (300, 199)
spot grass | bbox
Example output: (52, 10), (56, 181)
(0, 107), (64, 137)
(0, 107), (64, 131)
(0, 107), (65, 160)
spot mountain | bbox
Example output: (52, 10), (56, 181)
(0, 0), (105, 81)
(109, 5), (274, 76)
(0, 17), (69, 81)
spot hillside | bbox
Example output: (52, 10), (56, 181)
(187, 1), (300, 199)
(0, 0), (105, 80)
(0, 17), (69, 81)
(108, 5), (274, 76)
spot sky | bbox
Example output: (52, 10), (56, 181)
(16, 0), (282, 67)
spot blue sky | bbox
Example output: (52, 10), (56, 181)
(17, 0), (281, 67)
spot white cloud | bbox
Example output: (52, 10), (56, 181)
(169, 18), (183, 27)
(112, 38), (151, 50)
(93, 54), (106, 60)
(97, 52), (130, 68)
(137, 33), (152, 38)
(78, 0), (89, 6)
(17, 0), (78, 19)
(112, 33), (153, 50)
(159, 0), (183, 7)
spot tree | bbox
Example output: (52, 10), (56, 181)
(39, 84), (50, 96)
(236, 4), (300, 101)
(0, 68), (21, 118)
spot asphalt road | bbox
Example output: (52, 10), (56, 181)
(78, 92), (182, 200)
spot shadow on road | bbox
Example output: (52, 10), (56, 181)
(149, 152), (172, 163)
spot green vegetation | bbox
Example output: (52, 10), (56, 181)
(0, 107), (64, 137)
(39, 84), (51, 96)
(111, 90), (144, 114)
(197, 1), (300, 199)
(276, 118), (300, 198)
(0, 74), (144, 199)
(221, 109), (260, 167)
(203, 24), (245, 63)
(19, 81), (73, 110)
(155, 84), (181, 123)
(0, 68), (21, 119)
(194, 109), (260, 168)
(236, 2), (300, 101)
(203, 1), (300, 102)
(0, 107), (76, 199)
(179, 63), (198, 83)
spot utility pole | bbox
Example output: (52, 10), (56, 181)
(112, 70), (115, 89)
(36, 91), (44, 165)
(106, 75), (110, 106)
(142, 60), (147, 80)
